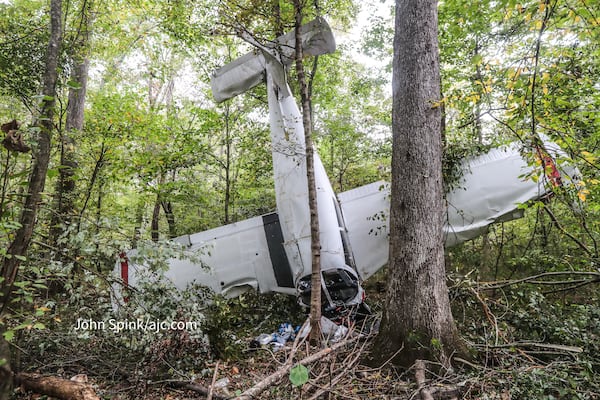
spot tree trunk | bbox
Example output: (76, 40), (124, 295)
(50, 0), (92, 247)
(161, 200), (176, 238)
(223, 103), (232, 224)
(76, 142), (106, 233)
(15, 373), (100, 400)
(293, 0), (321, 344)
(132, 200), (144, 247)
(371, 0), (467, 368)
(150, 173), (165, 242)
(0, 1), (62, 398)
(151, 198), (161, 242)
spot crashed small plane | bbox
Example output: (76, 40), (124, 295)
(115, 19), (577, 316)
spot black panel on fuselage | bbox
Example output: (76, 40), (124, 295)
(262, 213), (295, 288)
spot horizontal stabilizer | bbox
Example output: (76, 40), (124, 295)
(211, 17), (336, 103)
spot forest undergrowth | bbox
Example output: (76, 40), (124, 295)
(7, 262), (600, 400)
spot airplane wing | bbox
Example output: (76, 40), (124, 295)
(444, 138), (580, 245)
(444, 143), (540, 246)
(338, 137), (578, 280)
(115, 213), (301, 303)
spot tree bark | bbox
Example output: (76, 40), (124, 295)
(293, 0), (321, 345)
(0, 1), (62, 398)
(15, 373), (100, 400)
(371, 0), (467, 368)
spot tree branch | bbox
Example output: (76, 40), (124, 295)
(481, 271), (600, 290)
(232, 335), (360, 400)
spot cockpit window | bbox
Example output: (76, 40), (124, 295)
(297, 267), (359, 307)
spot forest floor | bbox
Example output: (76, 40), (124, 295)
(9, 274), (600, 399)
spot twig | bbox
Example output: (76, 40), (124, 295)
(543, 206), (593, 256)
(285, 318), (310, 366)
(207, 360), (219, 400)
(454, 357), (482, 371)
(542, 278), (600, 295)
(469, 287), (502, 346)
(357, 343), (405, 374)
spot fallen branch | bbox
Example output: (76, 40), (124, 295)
(481, 271), (600, 290)
(15, 372), (100, 400)
(232, 334), (361, 400)
(475, 341), (583, 354)
(207, 360), (220, 400)
(411, 360), (467, 400)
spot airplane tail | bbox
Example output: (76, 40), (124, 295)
(211, 17), (336, 103)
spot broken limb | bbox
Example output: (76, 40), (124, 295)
(475, 341), (583, 355)
(15, 372), (100, 400)
(232, 334), (361, 400)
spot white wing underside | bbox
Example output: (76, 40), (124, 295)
(338, 139), (578, 281)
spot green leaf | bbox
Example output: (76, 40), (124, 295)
(289, 364), (309, 387)
(2, 330), (15, 342)
(33, 323), (46, 330)
(67, 79), (82, 89)
(471, 54), (483, 65)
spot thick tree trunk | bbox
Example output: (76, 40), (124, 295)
(372, 0), (467, 368)
(293, 0), (321, 344)
(0, 1), (62, 398)
(0, 334), (11, 399)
